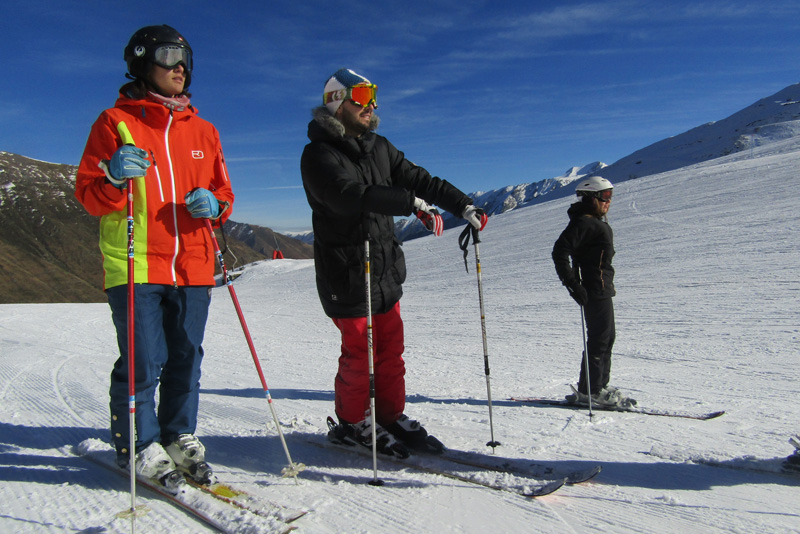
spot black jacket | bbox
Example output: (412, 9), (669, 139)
(301, 107), (472, 318)
(552, 201), (616, 299)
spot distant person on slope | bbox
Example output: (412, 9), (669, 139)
(301, 68), (487, 457)
(75, 25), (234, 490)
(552, 176), (635, 408)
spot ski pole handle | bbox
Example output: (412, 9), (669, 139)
(117, 122), (136, 146)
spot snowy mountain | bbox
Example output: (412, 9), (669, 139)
(2, 124), (798, 533)
(394, 162), (606, 242)
(396, 82), (800, 242)
(597, 82), (800, 184)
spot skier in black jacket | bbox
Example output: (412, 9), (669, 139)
(301, 68), (487, 457)
(552, 176), (634, 408)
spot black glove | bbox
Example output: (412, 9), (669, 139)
(566, 281), (588, 307)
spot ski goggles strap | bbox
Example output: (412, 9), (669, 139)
(153, 45), (193, 72)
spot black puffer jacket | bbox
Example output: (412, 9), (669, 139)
(301, 107), (472, 318)
(552, 201), (616, 299)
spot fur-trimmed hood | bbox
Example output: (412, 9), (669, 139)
(308, 105), (380, 142)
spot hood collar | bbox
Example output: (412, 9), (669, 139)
(308, 105), (379, 141)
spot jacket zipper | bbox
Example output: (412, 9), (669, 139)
(163, 112), (180, 288)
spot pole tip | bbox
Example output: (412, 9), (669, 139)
(368, 478), (385, 487)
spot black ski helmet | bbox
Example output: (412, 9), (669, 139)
(124, 25), (193, 89)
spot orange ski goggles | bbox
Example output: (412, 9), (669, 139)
(324, 83), (378, 109)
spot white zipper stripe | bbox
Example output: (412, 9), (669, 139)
(163, 113), (180, 286)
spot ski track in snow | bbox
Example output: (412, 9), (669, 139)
(2, 137), (800, 532)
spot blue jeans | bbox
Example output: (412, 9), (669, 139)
(107, 284), (211, 456)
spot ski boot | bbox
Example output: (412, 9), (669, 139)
(327, 416), (410, 459)
(134, 442), (186, 494)
(594, 386), (637, 408)
(165, 434), (214, 484)
(783, 435), (800, 473)
(385, 414), (445, 454)
(568, 384), (637, 408)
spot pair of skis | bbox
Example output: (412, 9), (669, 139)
(75, 439), (306, 533)
(510, 396), (726, 420)
(317, 417), (601, 498)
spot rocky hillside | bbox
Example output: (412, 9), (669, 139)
(0, 152), (312, 303)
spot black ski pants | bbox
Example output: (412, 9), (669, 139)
(577, 297), (615, 395)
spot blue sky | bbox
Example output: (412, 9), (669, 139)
(3, 1), (800, 231)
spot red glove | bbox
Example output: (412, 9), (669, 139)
(414, 197), (444, 236)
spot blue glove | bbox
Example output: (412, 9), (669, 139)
(185, 188), (220, 219)
(100, 146), (150, 188)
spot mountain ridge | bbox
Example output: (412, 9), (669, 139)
(0, 152), (312, 303)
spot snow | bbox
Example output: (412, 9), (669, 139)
(1, 136), (799, 533)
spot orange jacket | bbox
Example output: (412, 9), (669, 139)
(75, 90), (234, 290)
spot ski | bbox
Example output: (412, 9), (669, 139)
(324, 416), (596, 486)
(74, 438), (298, 533)
(313, 421), (566, 497)
(434, 448), (602, 485)
(783, 459), (800, 474)
(325, 418), (599, 484)
(378, 448), (567, 497)
(648, 444), (800, 477)
(510, 396), (725, 420)
(186, 478), (308, 524)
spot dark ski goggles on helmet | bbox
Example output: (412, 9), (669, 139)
(152, 45), (193, 72)
(593, 189), (613, 202)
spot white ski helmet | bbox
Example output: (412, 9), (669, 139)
(575, 176), (613, 194)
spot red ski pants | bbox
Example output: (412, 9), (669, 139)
(332, 302), (405, 426)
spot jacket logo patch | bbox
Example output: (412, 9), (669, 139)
(192, 150), (204, 159)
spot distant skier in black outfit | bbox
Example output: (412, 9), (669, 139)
(552, 176), (635, 408)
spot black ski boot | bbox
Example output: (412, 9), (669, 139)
(326, 416), (410, 459)
(783, 435), (800, 473)
(385, 415), (445, 454)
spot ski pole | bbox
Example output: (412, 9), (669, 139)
(98, 122), (148, 527)
(364, 234), (384, 486)
(120, 122), (141, 520)
(203, 219), (305, 480)
(123, 124), (138, 521)
(458, 222), (500, 450)
(580, 306), (594, 419)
